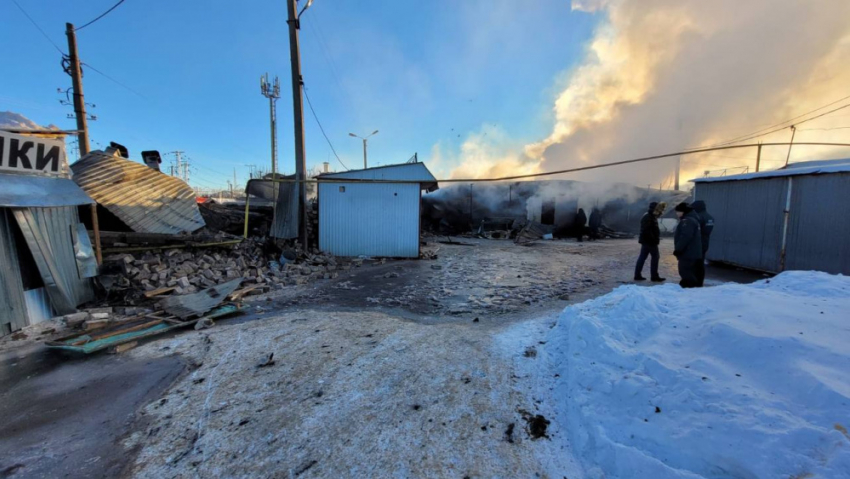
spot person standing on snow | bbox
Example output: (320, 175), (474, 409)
(691, 200), (714, 287)
(673, 202), (703, 288)
(575, 208), (587, 242)
(588, 208), (602, 241)
(634, 201), (666, 282)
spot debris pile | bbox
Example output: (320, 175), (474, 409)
(99, 237), (351, 305)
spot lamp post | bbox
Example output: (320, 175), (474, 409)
(349, 130), (379, 169)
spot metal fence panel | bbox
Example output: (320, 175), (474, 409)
(695, 178), (786, 272)
(319, 182), (420, 258)
(0, 209), (28, 335)
(784, 173), (850, 274)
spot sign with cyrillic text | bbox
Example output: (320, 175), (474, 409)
(0, 130), (69, 178)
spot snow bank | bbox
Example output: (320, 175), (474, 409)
(545, 271), (850, 478)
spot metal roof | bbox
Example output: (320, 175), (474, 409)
(319, 162), (439, 191)
(159, 278), (242, 319)
(693, 158), (850, 183)
(71, 151), (205, 234)
(0, 173), (94, 207)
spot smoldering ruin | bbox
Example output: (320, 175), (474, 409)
(421, 180), (689, 239)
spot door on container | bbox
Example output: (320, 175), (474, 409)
(696, 178), (785, 272)
(784, 173), (850, 274)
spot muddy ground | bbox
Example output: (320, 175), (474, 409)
(0, 238), (764, 478)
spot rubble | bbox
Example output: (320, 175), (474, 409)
(96, 236), (352, 306)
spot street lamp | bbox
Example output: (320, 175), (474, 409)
(349, 130), (379, 169)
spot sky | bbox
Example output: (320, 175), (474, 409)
(0, 0), (596, 190)
(3, 0), (850, 191)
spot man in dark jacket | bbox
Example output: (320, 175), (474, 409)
(588, 208), (602, 240)
(634, 202), (665, 282)
(673, 202), (703, 288)
(691, 200), (714, 287)
(575, 208), (587, 242)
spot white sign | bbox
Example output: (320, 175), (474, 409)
(0, 130), (69, 178)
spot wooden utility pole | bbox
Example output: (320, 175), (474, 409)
(287, 0), (308, 251)
(65, 23), (90, 156)
(673, 156), (681, 191)
(66, 22), (101, 264)
(755, 142), (762, 172)
(785, 125), (796, 167)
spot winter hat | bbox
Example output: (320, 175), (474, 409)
(674, 202), (691, 213)
(654, 201), (667, 216)
(648, 201), (658, 210)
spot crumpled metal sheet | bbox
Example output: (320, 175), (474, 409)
(71, 150), (205, 234)
(0, 173), (94, 208)
(159, 278), (242, 319)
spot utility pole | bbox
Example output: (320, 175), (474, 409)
(349, 130), (379, 169)
(65, 23), (90, 156)
(755, 142), (762, 172)
(674, 156), (681, 191)
(233, 167), (238, 197)
(260, 73), (281, 221)
(287, 0), (311, 251)
(785, 125), (796, 167)
(65, 23), (101, 264)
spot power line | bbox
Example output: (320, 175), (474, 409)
(10, 0), (66, 55)
(76, 0), (127, 31)
(80, 62), (147, 99)
(693, 94), (850, 149)
(710, 103), (850, 147)
(797, 126), (850, 132)
(303, 85), (348, 170)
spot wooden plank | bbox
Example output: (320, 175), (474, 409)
(71, 319), (163, 346)
(108, 341), (138, 354)
(228, 284), (263, 301)
(144, 286), (176, 298)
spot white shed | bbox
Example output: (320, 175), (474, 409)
(317, 162), (439, 258)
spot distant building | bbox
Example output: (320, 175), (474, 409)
(0, 130), (97, 336)
(692, 158), (850, 274)
(317, 162), (439, 258)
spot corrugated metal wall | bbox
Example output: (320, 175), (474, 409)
(28, 207), (95, 306)
(784, 173), (850, 274)
(695, 178), (787, 272)
(0, 209), (28, 335)
(319, 182), (421, 258)
(695, 172), (850, 274)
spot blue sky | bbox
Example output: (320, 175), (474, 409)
(1, 0), (599, 189)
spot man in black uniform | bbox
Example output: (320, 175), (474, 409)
(673, 202), (703, 288)
(575, 208), (587, 242)
(691, 200), (714, 287)
(634, 202), (665, 282)
(588, 208), (602, 240)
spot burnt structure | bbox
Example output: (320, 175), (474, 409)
(421, 180), (688, 238)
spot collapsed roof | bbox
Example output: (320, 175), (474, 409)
(71, 150), (205, 234)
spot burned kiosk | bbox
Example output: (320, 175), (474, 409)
(0, 130), (97, 336)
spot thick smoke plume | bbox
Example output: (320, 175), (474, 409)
(448, 0), (850, 186)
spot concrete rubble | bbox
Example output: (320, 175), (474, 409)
(98, 236), (353, 305)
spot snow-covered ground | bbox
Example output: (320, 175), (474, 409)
(538, 271), (850, 478)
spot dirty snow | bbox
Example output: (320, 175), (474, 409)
(540, 271), (850, 478)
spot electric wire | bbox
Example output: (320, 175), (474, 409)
(80, 62), (147, 99)
(303, 86), (348, 170)
(690, 94), (850, 149)
(76, 0), (127, 31)
(10, 0), (66, 54)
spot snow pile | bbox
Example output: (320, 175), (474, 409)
(545, 271), (850, 478)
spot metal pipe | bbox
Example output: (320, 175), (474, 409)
(245, 142), (850, 185)
(243, 195), (251, 239)
(779, 177), (793, 271)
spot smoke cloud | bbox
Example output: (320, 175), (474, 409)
(449, 0), (850, 186)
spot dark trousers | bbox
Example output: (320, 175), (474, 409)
(695, 255), (706, 287)
(678, 259), (700, 288)
(634, 244), (659, 278)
